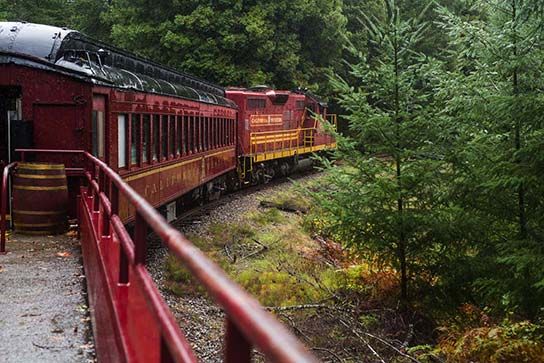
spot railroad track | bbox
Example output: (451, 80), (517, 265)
(182, 170), (315, 222)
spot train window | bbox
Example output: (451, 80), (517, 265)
(225, 119), (229, 145)
(247, 98), (266, 110)
(232, 118), (236, 144)
(182, 116), (189, 155)
(153, 115), (159, 161)
(203, 117), (208, 151)
(193, 116), (198, 153)
(223, 119), (228, 146)
(215, 118), (219, 149)
(192, 116), (197, 153)
(142, 115), (150, 163)
(198, 116), (203, 152)
(218, 118), (222, 148)
(211, 117), (215, 149)
(169, 116), (175, 157)
(162, 115), (168, 159)
(189, 116), (193, 153)
(203, 116), (207, 151)
(208, 117), (215, 149)
(228, 119), (232, 145)
(225, 118), (229, 146)
(91, 110), (105, 159)
(209, 117), (213, 149)
(197, 115), (201, 153)
(176, 116), (182, 156)
(216, 118), (220, 148)
(209, 117), (213, 150)
(118, 114), (127, 168)
(223, 118), (227, 146)
(131, 114), (140, 165)
(212, 117), (216, 149)
(217, 118), (221, 148)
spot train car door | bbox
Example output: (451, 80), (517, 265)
(91, 95), (107, 161)
(0, 87), (23, 163)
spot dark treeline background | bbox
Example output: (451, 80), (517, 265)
(3, 0), (544, 360)
(1, 0), (461, 91)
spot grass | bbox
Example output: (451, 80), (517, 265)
(163, 179), (351, 307)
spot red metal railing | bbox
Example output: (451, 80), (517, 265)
(1, 161), (17, 254)
(82, 151), (318, 362)
(11, 149), (318, 362)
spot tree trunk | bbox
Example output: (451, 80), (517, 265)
(397, 158), (407, 302)
(393, 25), (408, 303)
(512, 0), (528, 239)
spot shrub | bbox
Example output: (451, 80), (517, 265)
(436, 321), (544, 363)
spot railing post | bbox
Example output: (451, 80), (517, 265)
(119, 247), (129, 284)
(134, 212), (148, 264)
(111, 184), (119, 217)
(102, 177), (111, 237)
(1, 163), (15, 254)
(160, 336), (175, 363)
(93, 170), (101, 212)
(224, 318), (252, 363)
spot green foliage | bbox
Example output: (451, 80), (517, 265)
(435, 0), (544, 317)
(436, 320), (544, 362)
(311, 0), (457, 302)
(164, 253), (201, 296)
(236, 269), (322, 306)
(99, 0), (346, 89)
(70, 0), (111, 41)
(207, 222), (255, 247)
(249, 208), (285, 226)
(2, 0), (73, 26)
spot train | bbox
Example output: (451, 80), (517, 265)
(0, 22), (335, 223)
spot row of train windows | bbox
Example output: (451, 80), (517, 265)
(117, 114), (236, 168)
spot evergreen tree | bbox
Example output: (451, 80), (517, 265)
(101, 0), (346, 89)
(2, 0), (73, 26)
(438, 0), (544, 317)
(70, 0), (112, 41)
(311, 0), (456, 303)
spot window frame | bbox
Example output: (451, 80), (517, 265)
(117, 114), (128, 169)
(247, 98), (267, 110)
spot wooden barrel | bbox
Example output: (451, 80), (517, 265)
(12, 163), (68, 235)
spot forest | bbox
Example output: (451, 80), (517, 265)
(2, 0), (544, 361)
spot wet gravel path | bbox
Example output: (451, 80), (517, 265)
(147, 174), (318, 362)
(0, 233), (95, 363)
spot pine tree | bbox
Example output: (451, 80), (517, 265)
(101, 0), (346, 89)
(312, 0), (457, 303)
(438, 0), (544, 317)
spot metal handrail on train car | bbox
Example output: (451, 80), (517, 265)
(9, 148), (318, 362)
(250, 124), (336, 157)
(0, 161), (17, 253)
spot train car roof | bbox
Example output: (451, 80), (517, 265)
(226, 86), (328, 107)
(0, 22), (237, 108)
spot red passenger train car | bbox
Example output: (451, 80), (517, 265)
(0, 22), (238, 221)
(0, 22), (335, 222)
